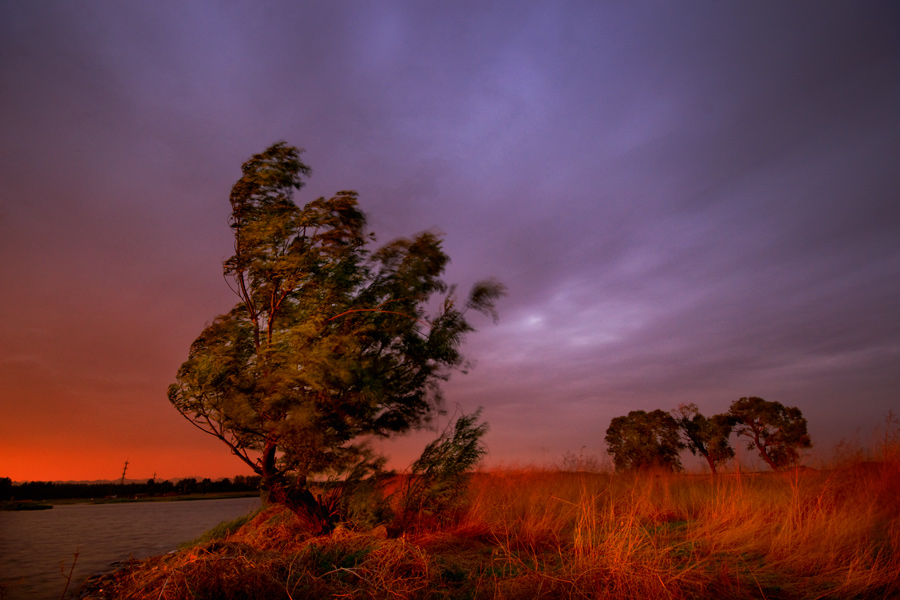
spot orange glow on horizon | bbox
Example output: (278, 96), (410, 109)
(1, 426), (448, 483)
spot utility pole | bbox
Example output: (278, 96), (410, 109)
(120, 459), (129, 485)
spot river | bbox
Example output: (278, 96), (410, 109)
(0, 496), (261, 600)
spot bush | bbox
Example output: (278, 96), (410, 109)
(396, 409), (488, 531)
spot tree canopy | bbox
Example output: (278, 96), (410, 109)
(673, 403), (736, 475)
(606, 398), (811, 474)
(168, 142), (503, 526)
(728, 397), (811, 471)
(604, 409), (685, 472)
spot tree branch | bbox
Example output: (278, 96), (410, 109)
(327, 308), (431, 328)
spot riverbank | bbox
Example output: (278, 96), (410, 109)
(53, 491), (260, 506)
(0, 491), (260, 509)
(74, 460), (900, 599)
(0, 500), (53, 511)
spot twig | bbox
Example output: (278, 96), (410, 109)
(59, 550), (79, 600)
(157, 573), (171, 600)
(322, 566), (366, 581)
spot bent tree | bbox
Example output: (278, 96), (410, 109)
(729, 397), (811, 470)
(673, 403), (735, 475)
(168, 142), (503, 527)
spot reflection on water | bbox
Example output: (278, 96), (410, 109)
(0, 496), (261, 600)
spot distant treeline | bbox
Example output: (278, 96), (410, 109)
(0, 475), (262, 501)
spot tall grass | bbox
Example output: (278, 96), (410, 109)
(459, 461), (899, 598)
(78, 451), (899, 599)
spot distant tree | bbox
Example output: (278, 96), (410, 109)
(156, 480), (175, 494)
(178, 478), (197, 495)
(728, 397), (811, 470)
(232, 475), (260, 491)
(605, 409), (686, 472)
(168, 142), (503, 529)
(672, 404), (735, 475)
(0, 476), (12, 500)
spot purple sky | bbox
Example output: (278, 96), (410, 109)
(2, 1), (899, 481)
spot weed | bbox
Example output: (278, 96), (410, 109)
(178, 508), (260, 549)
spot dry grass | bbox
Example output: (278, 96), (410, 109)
(463, 461), (900, 599)
(77, 455), (900, 599)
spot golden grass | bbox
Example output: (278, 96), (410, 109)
(77, 457), (900, 599)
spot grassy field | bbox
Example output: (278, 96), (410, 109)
(77, 449), (899, 600)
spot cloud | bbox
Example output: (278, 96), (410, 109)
(1, 1), (898, 477)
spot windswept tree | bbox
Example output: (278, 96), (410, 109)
(673, 403), (735, 475)
(728, 397), (811, 471)
(605, 409), (685, 472)
(168, 142), (504, 528)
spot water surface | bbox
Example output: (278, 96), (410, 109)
(0, 496), (261, 600)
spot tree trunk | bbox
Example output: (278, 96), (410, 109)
(704, 454), (718, 476)
(263, 478), (332, 533)
(753, 437), (780, 471)
(259, 442), (332, 533)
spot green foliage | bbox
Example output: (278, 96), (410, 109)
(673, 403), (736, 475)
(605, 409), (685, 472)
(179, 509), (261, 549)
(337, 476), (395, 530)
(728, 397), (812, 470)
(326, 452), (396, 530)
(400, 409), (489, 526)
(168, 142), (503, 521)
